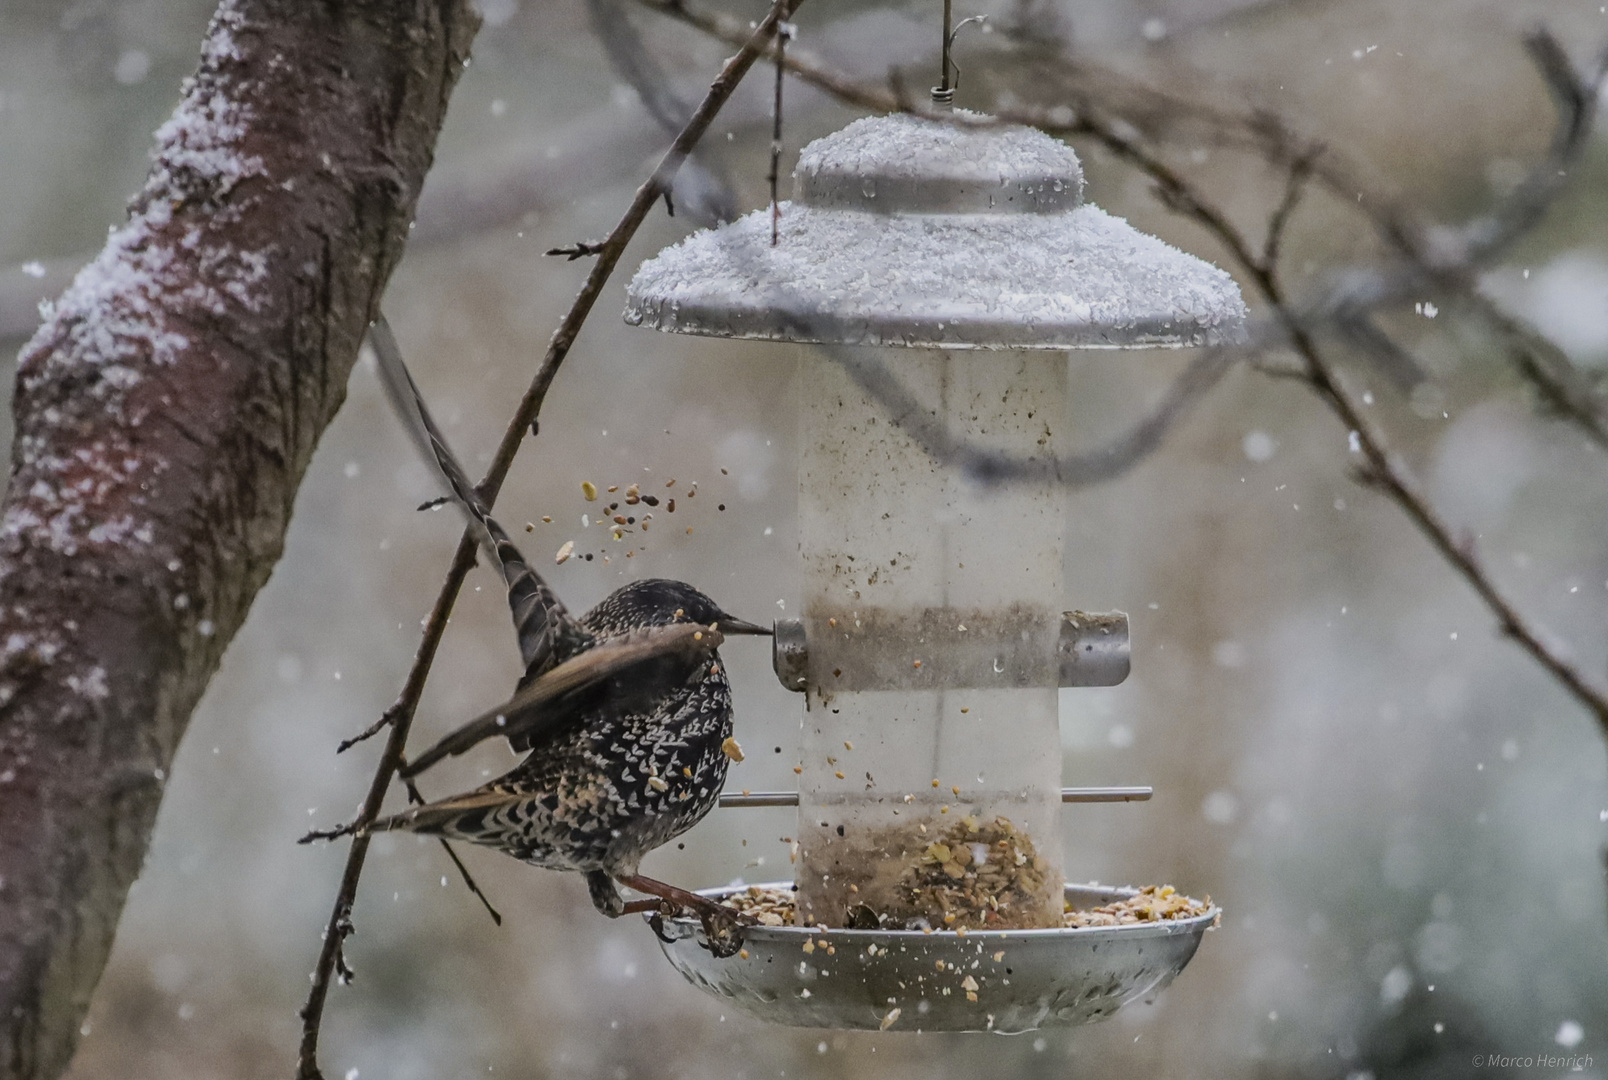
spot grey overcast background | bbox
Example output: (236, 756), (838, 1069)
(2, 0), (1606, 1077)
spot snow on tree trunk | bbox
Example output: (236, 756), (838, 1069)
(0, 2), (478, 1077)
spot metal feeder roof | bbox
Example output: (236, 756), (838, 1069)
(624, 111), (1248, 349)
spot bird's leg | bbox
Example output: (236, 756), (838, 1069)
(616, 873), (752, 958)
(586, 869), (627, 917)
(590, 871), (683, 942)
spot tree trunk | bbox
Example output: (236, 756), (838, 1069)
(0, 2), (478, 1076)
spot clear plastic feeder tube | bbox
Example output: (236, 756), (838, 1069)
(796, 347), (1066, 930)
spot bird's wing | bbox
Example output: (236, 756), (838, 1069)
(369, 315), (587, 679)
(399, 622), (724, 778)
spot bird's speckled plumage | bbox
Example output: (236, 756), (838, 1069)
(361, 319), (765, 926)
(386, 580), (739, 879)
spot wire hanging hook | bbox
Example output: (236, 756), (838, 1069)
(933, 0), (986, 105)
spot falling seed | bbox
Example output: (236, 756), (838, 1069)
(952, 786), (961, 795)
(613, 515), (628, 525)
(613, 530), (624, 540)
(682, 766), (692, 778)
(961, 975), (979, 991)
(739, 949), (750, 959)
(524, 522), (535, 532)
(694, 631), (704, 642)
(802, 940), (815, 954)
(828, 617), (837, 627)
(913, 659), (922, 668)
(643, 495), (660, 507)
(718, 504), (726, 511)
(844, 741), (854, 750)
(721, 468), (729, 475)
(541, 515), (553, 523)
(674, 608), (685, 618)
(880, 1008), (901, 1031)
(960, 707), (970, 714)
(835, 771), (845, 780)
(993, 951), (1005, 962)
(667, 479), (676, 488)
(932, 779), (941, 788)
(582, 481), (598, 501)
(648, 776), (668, 792)
(555, 541), (575, 564)
(935, 960), (945, 971)
(793, 766), (802, 774)
(722, 737), (745, 762)
(667, 499), (676, 512)
(686, 527), (694, 535)
(957, 623), (967, 631)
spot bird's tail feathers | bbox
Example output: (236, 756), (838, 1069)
(366, 790), (517, 839)
(369, 314), (580, 675)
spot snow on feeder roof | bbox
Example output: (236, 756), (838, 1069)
(624, 111), (1247, 350)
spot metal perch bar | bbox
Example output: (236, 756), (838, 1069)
(719, 786), (1153, 808)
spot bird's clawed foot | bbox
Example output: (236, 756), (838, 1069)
(613, 873), (754, 958)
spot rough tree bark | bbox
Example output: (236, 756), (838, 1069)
(0, 2), (478, 1077)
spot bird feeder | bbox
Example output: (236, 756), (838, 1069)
(622, 109), (1244, 1032)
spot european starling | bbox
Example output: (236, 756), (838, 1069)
(358, 317), (769, 953)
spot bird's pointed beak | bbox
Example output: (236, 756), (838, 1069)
(713, 615), (773, 636)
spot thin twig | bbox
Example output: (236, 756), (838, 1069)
(770, 22), (791, 245)
(294, 3), (804, 1076)
(404, 779), (504, 926)
(1293, 318), (1608, 733)
(1260, 151), (1316, 275)
(835, 345), (1241, 487)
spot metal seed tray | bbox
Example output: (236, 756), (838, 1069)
(649, 882), (1218, 1033)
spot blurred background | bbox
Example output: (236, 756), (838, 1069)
(3, 0), (1607, 1076)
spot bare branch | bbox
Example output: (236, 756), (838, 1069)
(835, 346), (1241, 487)
(295, 3), (807, 1076)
